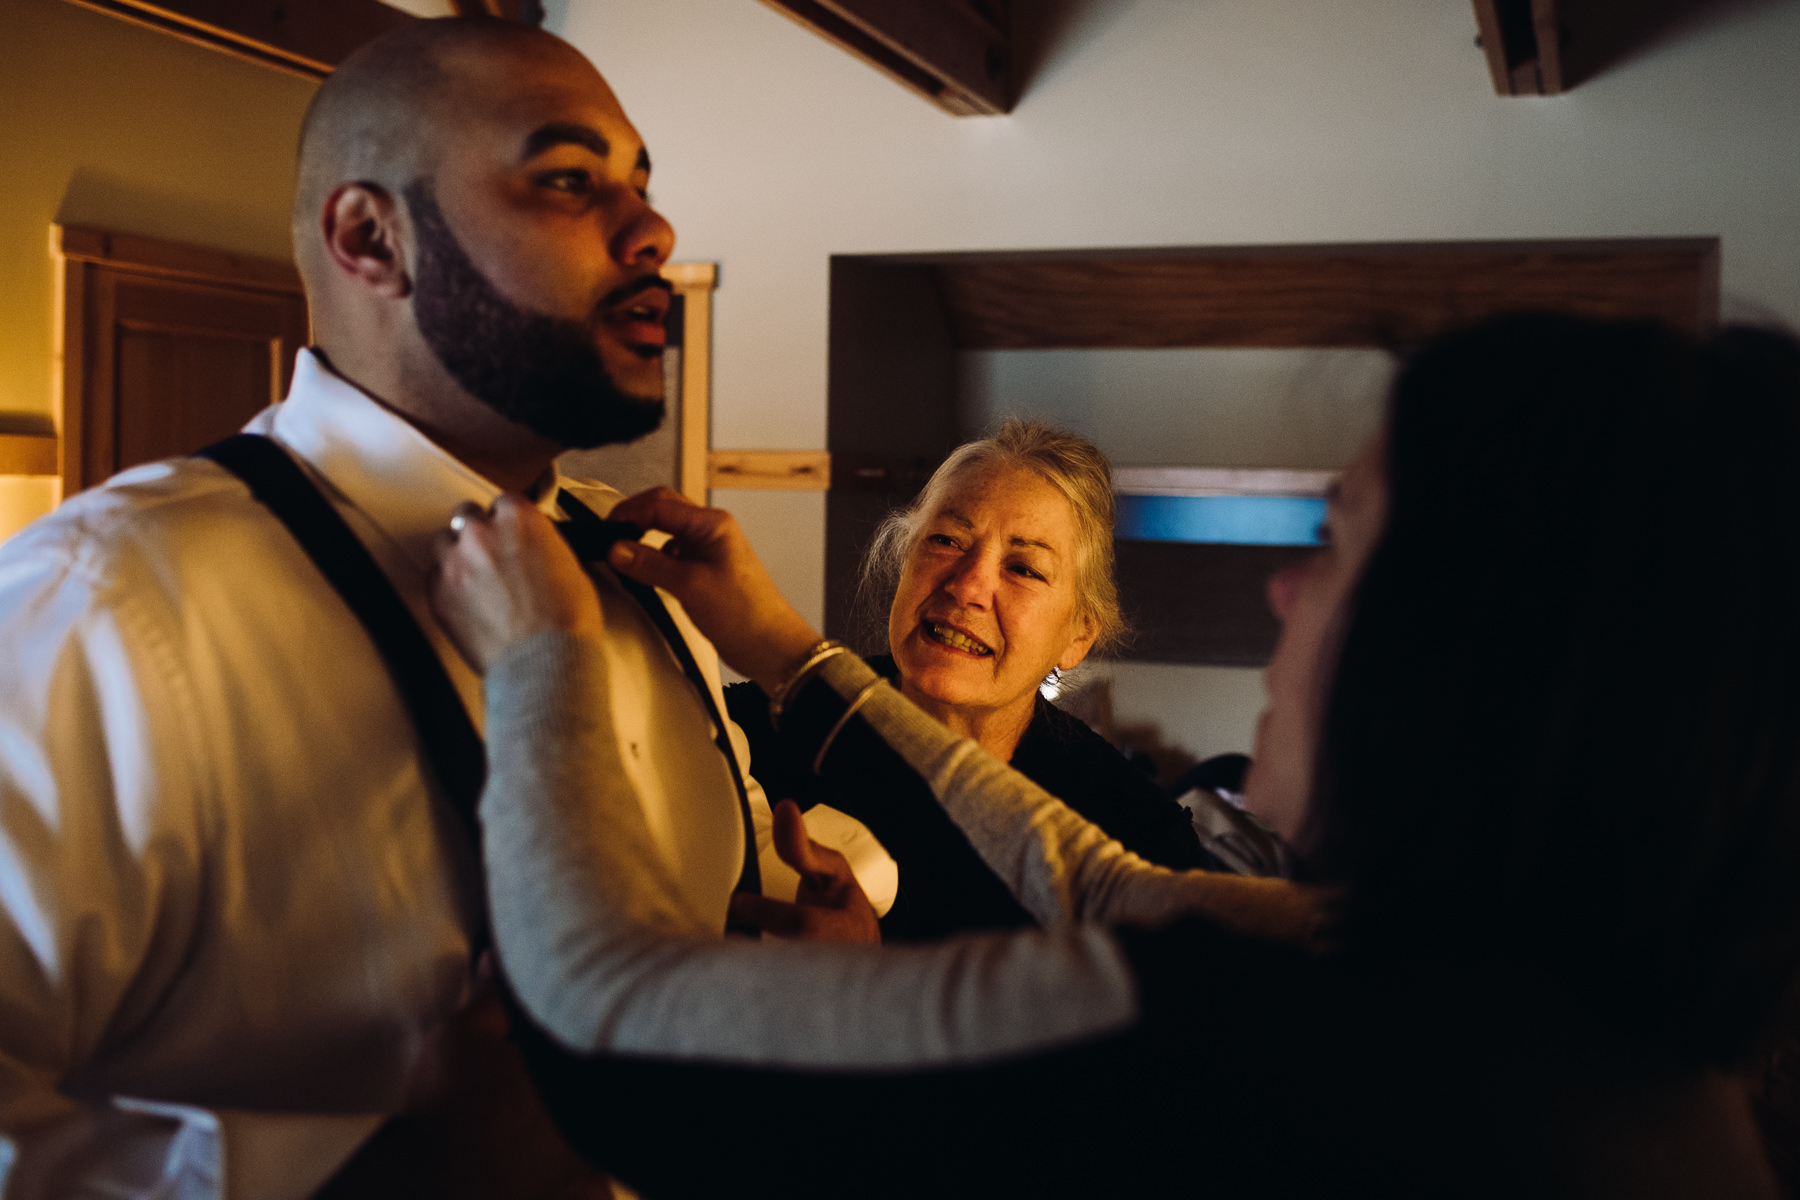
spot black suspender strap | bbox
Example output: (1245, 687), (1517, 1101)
(199, 435), (488, 846)
(199, 434), (761, 931)
(555, 491), (763, 908)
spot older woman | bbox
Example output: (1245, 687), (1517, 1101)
(435, 314), (1800, 1196)
(727, 419), (1206, 941)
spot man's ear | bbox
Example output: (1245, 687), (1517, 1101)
(320, 182), (411, 299)
(1057, 612), (1101, 673)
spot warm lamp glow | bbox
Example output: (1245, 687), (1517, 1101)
(0, 476), (59, 545)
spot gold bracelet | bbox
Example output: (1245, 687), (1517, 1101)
(812, 678), (884, 775)
(768, 639), (850, 730)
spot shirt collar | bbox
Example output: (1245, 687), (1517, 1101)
(269, 349), (566, 571)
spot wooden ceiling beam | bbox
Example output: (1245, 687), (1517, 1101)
(1473, 0), (1748, 96)
(757, 0), (1012, 116)
(62, 0), (541, 80)
(61, 0), (412, 78)
(1471, 0), (1565, 95)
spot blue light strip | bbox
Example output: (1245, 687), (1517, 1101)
(1116, 494), (1326, 546)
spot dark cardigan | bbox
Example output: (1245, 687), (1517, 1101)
(727, 656), (1210, 942)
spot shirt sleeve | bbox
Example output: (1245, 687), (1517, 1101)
(0, 541), (375, 1200)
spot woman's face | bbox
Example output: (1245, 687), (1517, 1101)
(888, 463), (1099, 724)
(1245, 434), (1390, 842)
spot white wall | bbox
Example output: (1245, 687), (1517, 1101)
(957, 347), (1394, 467)
(550, 0), (1800, 767)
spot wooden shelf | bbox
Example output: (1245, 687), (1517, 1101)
(914, 239), (1719, 350)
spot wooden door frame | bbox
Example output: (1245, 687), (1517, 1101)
(52, 225), (308, 497)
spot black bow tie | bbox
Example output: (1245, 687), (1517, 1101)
(553, 509), (646, 563)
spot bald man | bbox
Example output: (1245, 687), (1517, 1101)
(0, 18), (855, 1198)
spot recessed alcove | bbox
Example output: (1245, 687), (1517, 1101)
(827, 237), (1720, 772)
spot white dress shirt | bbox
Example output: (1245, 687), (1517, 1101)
(0, 350), (804, 1198)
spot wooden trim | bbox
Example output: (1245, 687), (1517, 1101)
(666, 263), (717, 505)
(1469, 0), (1567, 96)
(1531, 0), (1565, 94)
(0, 436), (60, 477)
(756, 0), (1011, 116)
(55, 226), (302, 295)
(61, 0), (330, 77)
(708, 450), (831, 491)
(52, 224), (311, 496)
(60, 0), (416, 79)
(1471, 0), (1515, 94)
(51, 230), (81, 488)
(912, 237), (1720, 349)
(83, 271), (121, 491)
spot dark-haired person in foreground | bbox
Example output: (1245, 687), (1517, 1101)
(434, 314), (1800, 1197)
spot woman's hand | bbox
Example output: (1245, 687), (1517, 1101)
(727, 801), (880, 943)
(429, 495), (604, 674)
(606, 488), (821, 693)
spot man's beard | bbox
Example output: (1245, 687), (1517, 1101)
(404, 179), (667, 450)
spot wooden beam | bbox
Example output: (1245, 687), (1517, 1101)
(1470, 0), (1517, 93)
(61, 0), (413, 78)
(757, 0), (1011, 116)
(1470, 0), (1561, 96)
(0, 436), (59, 478)
(664, 263), (718, 505)
(920, 238), (1719, 350)
(56, 226), (302, 294)
(708, 450), (831, 491)
(1531, 0), (1566, 94)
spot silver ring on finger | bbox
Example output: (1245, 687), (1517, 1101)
(448, 501), (486, 536)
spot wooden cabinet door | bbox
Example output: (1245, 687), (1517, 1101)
(57, 226), (309, 494)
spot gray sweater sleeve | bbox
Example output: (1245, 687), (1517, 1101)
(480, 633), (1138, 1067)
(809, 653), (1318, 943)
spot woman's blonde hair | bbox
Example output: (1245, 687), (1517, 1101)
(859, 418), (1127, 658)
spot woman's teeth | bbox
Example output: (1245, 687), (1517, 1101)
(925, 621), (992, 656)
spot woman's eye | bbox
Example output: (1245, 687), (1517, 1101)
(1009, 563), (1044, 581)
(926, 534), (958, 548)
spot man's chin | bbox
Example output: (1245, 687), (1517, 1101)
(600, 342), (667, 394)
